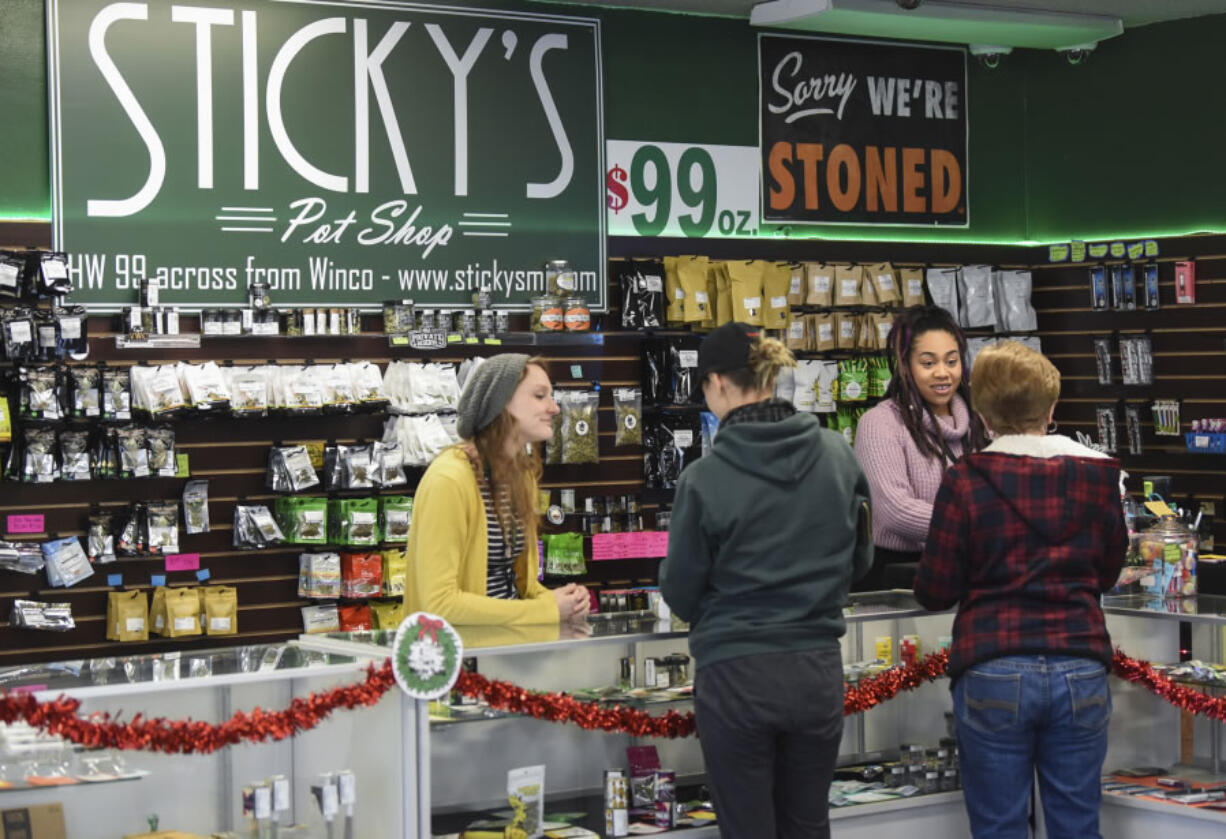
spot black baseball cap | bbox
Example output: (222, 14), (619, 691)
(696, 321), (761, 381)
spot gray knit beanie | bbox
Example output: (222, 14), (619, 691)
(456, 353), (531, 439)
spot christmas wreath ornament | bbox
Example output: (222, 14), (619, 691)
(392, 612), (463, 700)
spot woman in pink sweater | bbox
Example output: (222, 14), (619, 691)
(853, 306), (986, 591)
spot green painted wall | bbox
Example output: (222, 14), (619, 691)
(2, 0), (1223, 242)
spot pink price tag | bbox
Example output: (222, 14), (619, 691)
(165, 553), (201, 572)
(6, 514), (44, 534)
(591, 531), (669, 561)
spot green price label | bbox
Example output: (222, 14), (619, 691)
(1110, 242), (1126, 258)
(1163, 543), (1182, 565)
(1071, 242), (1087, 262)
(1049, 244), (1070, 263)
(1127, 242), (1145, 259)
(1088, 243), (1109, 258)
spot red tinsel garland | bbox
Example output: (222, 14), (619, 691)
(1110, 648), (1226, 723)
(4, 647), (1223, 753)
(0, 660), (396, 755)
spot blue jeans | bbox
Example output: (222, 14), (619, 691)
(953, 655), (1111, 839)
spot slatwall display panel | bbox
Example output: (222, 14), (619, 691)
(0, 311), (650, 665)
(1032, 237), (1226, 550)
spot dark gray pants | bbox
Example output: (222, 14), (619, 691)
(694, 646), (844, 839)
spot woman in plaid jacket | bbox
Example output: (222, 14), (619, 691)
(914, 341), (1127, 839)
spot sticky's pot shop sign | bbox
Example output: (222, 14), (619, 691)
(758, 34), (967, 228)
(48, 1), (605, 309)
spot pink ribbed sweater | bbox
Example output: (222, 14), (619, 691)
(853, 395), (971, 552)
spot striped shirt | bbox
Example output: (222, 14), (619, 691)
(475, 469), (523, 600)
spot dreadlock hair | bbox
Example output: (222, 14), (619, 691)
(884, 306), (987, 463)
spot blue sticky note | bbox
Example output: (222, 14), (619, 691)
(151, 574), (166, 587)
(107, 574), (123, 587)
(196, 568), (211, 582)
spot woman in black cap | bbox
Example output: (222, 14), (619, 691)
(405, 354), (590, 625)
(660, 322), (872, 839)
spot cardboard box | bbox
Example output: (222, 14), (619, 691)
(1, 804), (66, 839)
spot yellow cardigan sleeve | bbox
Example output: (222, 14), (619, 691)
(406, 451), (559, 626)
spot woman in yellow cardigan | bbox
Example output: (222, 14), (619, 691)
(405, 354), (591, 625)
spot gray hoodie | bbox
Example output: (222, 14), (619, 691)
(659, 411), (873, 669)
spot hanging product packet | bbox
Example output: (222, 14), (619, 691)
(182, 479), (211, 534)
(994, 270), (1038, 331)
(147, 426), (177, 477)
(299, 552), (342, 599)
(370, 600), (403, 630)
(866, 262), (902, 306)
(899, 268), (926, 307)
(662, 256), (686, 324)
(958, 264), (996, 328)
(544, 532), (586, 577)
(302, 603), (340, 634)
(131, 363), (188, 418)
(785, 315), (807, 351)
(33, 251), (72, 298)
(834, 265), (864, 306)
(22, 427), (57, 483)
(833, 313), (858, 350)
(163, 587), (202, 638)
(545, 391), (567, 465)
(117, 502), (147, 555)
(11, 600), (75, 631)
(341, 552), (383, 598)
(700, 262), (718, 328)
(58, 429), (91, 481)
(812, 314), (835, 352)
(69, 366), (101, 418)
(145, 500), (180, 555)
(669, 343), (697, 405)
(4, 310), (37, 362)
(339, 603), (372, 632)
(613, 388), (642, 447)
(507, 766), (546, 839)
(106, 590), (148, 642)
(333, 497), (380, 546)
(561, 390), (600, 464)
(87, 512), (116, 563)
(0, 252), (22, 299)
(815, 362), (839, 412)
(381, 548), (408, 596)
(762, 261), (792, 331)
(42, 537), (93, 588)
(726, 260), (765, 326)
(178, 361), (231, 412)
(838, 359), (869, 403)
(20, 366), (61, 421)
(790, 361), (819, 413)
(277, 495), (330, 545)
(868, 357), (892, 397)
(101, 366), (132, 421)
(234, 504), (284, 549)
(202, 586), (238, 636)
(676, 256), (711, 323)
(926, 268), (960, 323)
(227, 365), (271, 417)
(115, 426), (149, 479)
(380, 496), (414, 543)
(786, 263), (806, 307)
(804, 263), (834, 306)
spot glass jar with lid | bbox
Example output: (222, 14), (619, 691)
(1138, 515), (1197, 597)
(531, 296), (564, 332)
(564, 296), (590, 331)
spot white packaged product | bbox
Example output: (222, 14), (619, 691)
(957, 264), (996, 329)
(925, 268), (960, 325)
(994, 270), (1038, 332)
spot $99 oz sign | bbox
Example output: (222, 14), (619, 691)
(48, 0), (606, 310)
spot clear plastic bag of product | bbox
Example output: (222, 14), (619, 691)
(11, 600), (75, 631)
(117, 502), (146, 555)
(87, 513), (117, 563)
(33, 252), (72, 298)
(373, 440), (407, 486)
(145, 501), (180, 555)
(234, 504), (284, 549)
(3, 310), (37, 362)
(22, 427), (58, 483)
(226, 365), (271, 417)
(115, 426), (150, 479)
(268, 445), (320, 492)
(958, 264), (996, 328)
(342, 442), (376, 488)
(178, 361), (231, 412)
(147, 426), (177, 477)
(58, 429), (91, 481)
(349, 361), (387, 409)
(42, 537), (93, 588)
(561, 390), (600, 464)
(102, 366), (132, 420)
(545, 390), (568, 465)
(613, 388), (642, 446)
(182, 479), (211, 534)
(0, 252), (22, 299)
(20, 365), (62, 421)
(669, 343), (697, 405)
(55, 306), (88, 357)
(131, 364), (187, 418)
(69, 365), (101, 418)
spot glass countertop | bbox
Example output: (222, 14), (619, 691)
(1102, 593), (1226, 624)
(0, 643), (366, 700)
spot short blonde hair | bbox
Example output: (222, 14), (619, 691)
(971, 341), (1061, 435)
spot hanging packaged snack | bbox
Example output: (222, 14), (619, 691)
(725, 260), (764, 326)
(58, 429), (91, 481)
(349, 361), (388, 409)
(32, 252), (72, 298)
(33, 311), (60, 363)
(380, 548), (408, 597)
(380, 496), (414, 543)
(147, 426), (177, 477)
(101, 366), (132, 421)
(544, 532), (586, 577)
(267, 445), (319, 492)
(341, 552), (383, 598)
(87, 512), (117, 563)
(700, 262), (718, 328)
(372, 441), (408, 487)
(22, 427), (58, 483)
(867, 262), (901, 306)
(19, 365), (62, 421)
(669, 343), (698, 405)
(201, 586), (238, 635)
(1125, 404), (1145, 455)
(1089, 266), (1109, 311)
(117, 502), (147, 555)
(995, 270), (1038, 331)
(163, 587), (202, 638)
(805, 262), (834, 307)
(562, 390), (600, 464)
(370, 599), (403, 629)
(613, 388), (643, 447)
(1095, 404), (1118, 453)
(838, 359), (869, 402)
(1142, 263), (1160, 310)
(42, 537), (94, 588)
(1093, 337), (1113, 385)
(145, 501), (180, 555)
(762, 261), (792, 330)
(338, 603), (373, 632)
(10, 600), (75, 631)
(114, 426), (149, 479)
(298, 552), (342, 599)
(785, 315), (807, 351)
(676, 256), (711, 323)
(181, 479), (210, 535)
(3, 310), (36, 362)
(234, 504), (284, 549)
(867, 356), (892, 398)
(131, 364), (187, 418)
(926, 268), (961, 323)
(786, 263), (806, 307)
(68, 366), (101, 418)
(301, 603), (341, 634)
(899, 268), (926, 307)
(663, 256), (686, 324)
(106, 590), (149, 642)
(333, 497), (380, 546)
(0, 252), (22, 299)
(833, 264), (864, 306)
(833, 312), (858, 350)
(545, 391), (567, 465)
(957, 265), (996, 328)
(277, 495), (329, 545)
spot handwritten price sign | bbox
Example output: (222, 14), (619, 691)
(606, 141), (760, 239)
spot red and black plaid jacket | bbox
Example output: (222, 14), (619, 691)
(914, 451), (1127, 681)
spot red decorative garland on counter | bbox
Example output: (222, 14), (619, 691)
(3, 648), (1224, 752)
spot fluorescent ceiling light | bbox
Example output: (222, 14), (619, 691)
(750, 0), (1123, 50)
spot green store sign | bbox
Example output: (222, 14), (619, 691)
(48, 0), (606, 310)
